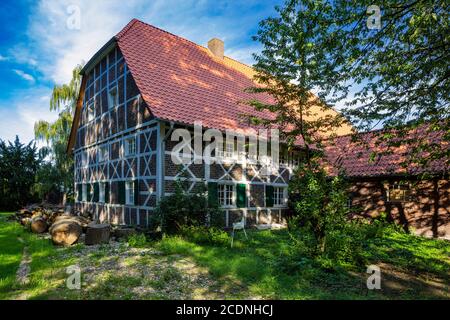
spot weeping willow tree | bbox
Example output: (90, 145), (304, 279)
(34, 66), (82, 204)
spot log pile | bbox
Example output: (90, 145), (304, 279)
(13, 203), (110, 246)
(12, 204), (67, 231)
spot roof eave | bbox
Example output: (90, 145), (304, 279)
(80, 37), (117, 75)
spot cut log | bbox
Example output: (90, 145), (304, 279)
(19, 209), (31, 216)
(31, 217), (47, 234)
(52, 215), (91, 230)
(85, 223), (110, 245)
(21, 217), (32, 229)
(50, 221), (82, 246)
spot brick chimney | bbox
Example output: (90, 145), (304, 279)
(207, 38), (224, 60)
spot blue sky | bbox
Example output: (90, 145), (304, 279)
(0, 0), (283, 144)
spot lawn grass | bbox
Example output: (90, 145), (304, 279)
(0, 212), (27, 298)
(1, 212), (448, 300)
(155, 229), (450, 299)
(0, 212), (78, 299)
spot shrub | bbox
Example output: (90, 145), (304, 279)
(179, 225), (230, 246)
(127, 233), (147, 248)
(288, 164), (404, 267)
(152, 179), (222, 234)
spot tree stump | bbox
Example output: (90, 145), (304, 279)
(31, 217), (47, 234)
(50, 221), (82, 246)
(85, 223), (110, 245)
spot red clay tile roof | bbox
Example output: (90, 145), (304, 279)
(67, 19), (353, 153)
(116, 19), (274, 134)
(323, 126), (449, 177)
(115, 19), (352, 136)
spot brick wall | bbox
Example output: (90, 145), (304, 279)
(349, 177), (450, 239)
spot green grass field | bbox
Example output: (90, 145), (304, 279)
(155, 228), (450, 299)
(1, 212), (449, 300)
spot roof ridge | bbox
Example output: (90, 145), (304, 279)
(115, 18), (140, 39)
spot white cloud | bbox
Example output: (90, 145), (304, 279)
(0, 88), (57, 145)
(25, 0), (264, 84)
(225, 45), (261, 65)
(0, 0), (272, 147)
(13, 69), (35, 82)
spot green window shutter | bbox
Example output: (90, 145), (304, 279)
(208, 182), (218, 205)
(77, 184), (82, 201)
(236, 184), (247, 208)
(134, 180), (139, 205)
(265, 185), (274, 207)
(105, 182), (110, 204)
(118, 181), (126, 205)
(93, 182), (99, 202)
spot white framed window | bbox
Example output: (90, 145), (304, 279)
(224, 141), (235, 158)
(87, 101), (95, 122)
(81, 151), (88, 166)
(98, 145), (109, 163)
(125, 137), (136, 156)
(218, 183), (235, 207)
(216, 141), (236, 161)
(99, 182), (106, 203)
(125, 181), (135, 205)
(274, 187), (287, 206)
(108, 86), (119, 109)
(82, 184), (87, 202)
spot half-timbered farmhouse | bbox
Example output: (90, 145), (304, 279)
(67, 19), (352, 227)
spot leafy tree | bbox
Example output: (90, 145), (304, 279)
(250, 0), (449, 167)
(34, 66), (82, 204)
(288, 164), (349, 253)
(32, 161), (62, 203)
(327, 1), (448, 131)
(245, 0), (351, 166)
(0, 136), (42, 210)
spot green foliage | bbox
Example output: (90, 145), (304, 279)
(127, 233), (147, 248)
(0, 136), (42, 210)
(286, 163), (407, 267)
(288, 163), (350, 255)
(33, 162), (62, 202)
(152, 179), (222, 234)
(179, 225), (230, 246)
(251, 0), (449, 168)
(246, 0), (351, 158)
(34, 65), (82, 204)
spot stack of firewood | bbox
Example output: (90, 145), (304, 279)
(13, 204), (66, 232)
(13, 204), (109, 246)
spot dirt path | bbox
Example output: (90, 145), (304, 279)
(38, 242), (245, 300)
(14, 237), (32, 300)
